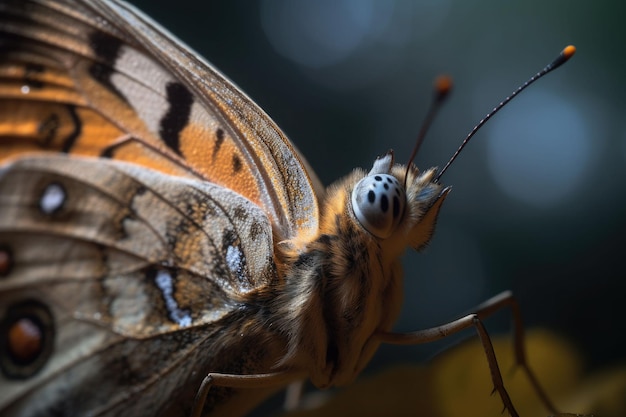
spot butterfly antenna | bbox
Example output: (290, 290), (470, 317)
(434, 45), (576, 183)
(404, 75), (452, 187)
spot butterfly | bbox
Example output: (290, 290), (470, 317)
(0, 0), (575, 416)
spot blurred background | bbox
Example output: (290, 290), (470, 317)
(130, 0), (625, 410)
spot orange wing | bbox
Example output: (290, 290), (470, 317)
(0, 0), (321, 242)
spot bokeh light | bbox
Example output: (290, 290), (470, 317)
(485, 90), (591, 208)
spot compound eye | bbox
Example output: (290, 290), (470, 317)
(351, 174), (406, 238)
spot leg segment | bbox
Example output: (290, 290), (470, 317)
(191, 370), (306, 417)
(375, 290), (558, 417)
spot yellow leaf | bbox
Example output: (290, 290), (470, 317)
(280, 329), (625, 417)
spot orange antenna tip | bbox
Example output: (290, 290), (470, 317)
(435, 75), (453, 97)
(548, 45), (576, 71)
(563, 45), (576, 59)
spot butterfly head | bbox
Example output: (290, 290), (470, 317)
(350, 151), (450, 250)
(350, 46), (578, 248)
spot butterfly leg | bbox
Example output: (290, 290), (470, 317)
(375, 290), (557, 417)
(473, 290), (558, 414)
(191, 370), (307, 417)
(283, 380), (305, 411)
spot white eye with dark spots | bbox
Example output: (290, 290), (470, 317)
(351, 173), (406, 238)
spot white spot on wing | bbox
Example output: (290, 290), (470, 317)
(111, 46), (172, 135)
(40, 183), (65, 214)
(226, 245), (246, 283)
(154, 270), (192, 327)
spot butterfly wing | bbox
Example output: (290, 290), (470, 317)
(0, 155), (284, 416)
(0, 0), (321, 241)
(0, 0), (313, 413)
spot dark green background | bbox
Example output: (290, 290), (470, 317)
(129, 0), (625, 405)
